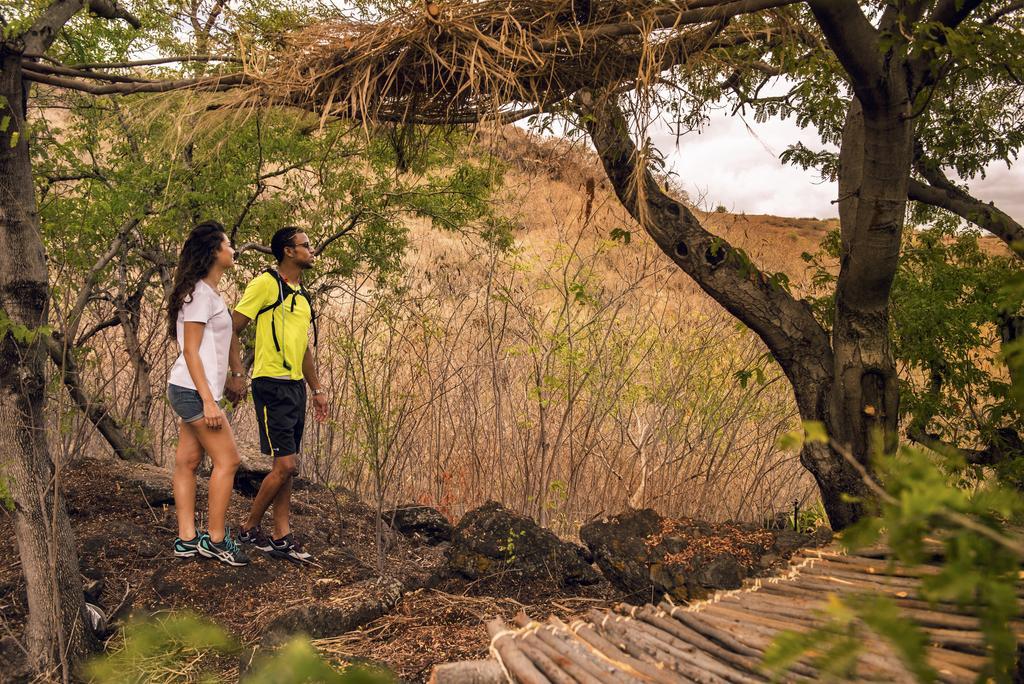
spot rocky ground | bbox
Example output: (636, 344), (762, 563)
(0, 455), (830, 682)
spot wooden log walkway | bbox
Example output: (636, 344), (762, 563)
(430, 545), (1023, 683)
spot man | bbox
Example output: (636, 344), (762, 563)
(228, 226), (328, 563)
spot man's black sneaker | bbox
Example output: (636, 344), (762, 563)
(198, 533), (250, 566)
(269, 534), (314, 564)
(173, 535), (201, 558)
(239, 526), (272, 552)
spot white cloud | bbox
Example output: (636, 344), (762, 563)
(649, 109), (1024, 224)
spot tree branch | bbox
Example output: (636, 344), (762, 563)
(907, 166), (1024, 259)
(985, 0), (1024, 24)
(807, 0), (885, 108)
(22, 60), (161, 85)
(929, 0), (987, 29)
(22, 54), (242, 69)
(66, 217), (139, 344)
(578, 91), (833, 395)
(314, 213), (362, 256)
(235, 242), (274, 256)
(22, 0), (140, 55)
(21, 69), (247, 95)
(74, 315), (121, 346)
(531, 0), (798, 52)
(907, 425), (1022, 468)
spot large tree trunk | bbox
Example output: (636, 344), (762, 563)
(579, 90), (894, 530)
(0, 50), (92, 676)
(817, 95), (913, 528)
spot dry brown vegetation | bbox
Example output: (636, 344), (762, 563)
(46, 127), (837, 538)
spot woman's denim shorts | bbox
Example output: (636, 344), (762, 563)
(167, 384), (204, 423)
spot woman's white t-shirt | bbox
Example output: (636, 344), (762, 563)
(167, 280), (233, 401)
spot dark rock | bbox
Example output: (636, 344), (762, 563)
(772, 529), (808, 556)
(233, 448), (316, 497)
(383, 504), (454, 545)
(262, 578), (403, 647)
(581, 509), (784, 602)
(696, 554), (745, 590)
(580, 508), (662, 597)
(447, 501), (600, 586)
(811, 526), (834, 546)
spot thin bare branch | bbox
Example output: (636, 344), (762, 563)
(314, 213), (362, 256)
(22, 70), (247, 95)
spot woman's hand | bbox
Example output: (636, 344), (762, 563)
(203, 399), (223, 430)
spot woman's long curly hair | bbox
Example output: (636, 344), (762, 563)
(167, 221), (227, 337)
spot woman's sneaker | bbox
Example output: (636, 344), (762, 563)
(173, 535), (201, 558)
(198, 532), (250, 566)
(239, 525), (272, 552)
(269, 534), (314, 564)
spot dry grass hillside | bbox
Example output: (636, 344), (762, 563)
(57, 124), (860, 539)
(268, 126), (839, 535)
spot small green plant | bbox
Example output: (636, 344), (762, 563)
(85, 613), (394, 684)
(497, 527), (526, 563)
(770, 423), (1024, 682)
(714, 205), (727, 213)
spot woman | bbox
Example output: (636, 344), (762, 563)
(166, 221), (248, 566)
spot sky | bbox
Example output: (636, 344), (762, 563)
(649, 109), (1023, 221)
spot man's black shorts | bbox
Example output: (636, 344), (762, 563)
(252, 377), (306, 457)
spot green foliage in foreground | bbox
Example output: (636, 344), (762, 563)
(802, 224), (1024, 488)
(85, 614), (393, 684)
(768, 426), (1024, 682)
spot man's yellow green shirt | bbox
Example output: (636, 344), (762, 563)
(235, 272), (311, 380)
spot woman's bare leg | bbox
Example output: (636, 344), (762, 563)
(182, 418), (241, 543)
(173, 420), (203, 540)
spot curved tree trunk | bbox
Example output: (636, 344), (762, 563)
(580, 91), (888, 530)
(0, 51), (92, 676)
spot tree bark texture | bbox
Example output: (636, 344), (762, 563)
(581, 92), (882, 529)
(0, 50), (92, 675)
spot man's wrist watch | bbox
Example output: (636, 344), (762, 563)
(312, 388), (324, 396)
(230, 371), (244, 378)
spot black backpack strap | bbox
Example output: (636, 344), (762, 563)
(255, 269), (286, 352)
(296, 285), (318, 348)
(253, 269), (317, 352)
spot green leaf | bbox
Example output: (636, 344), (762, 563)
(802, 421), (828, 444)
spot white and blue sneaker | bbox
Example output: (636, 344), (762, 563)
(173, 535), (201, 558)
(197, 532), (250, 566)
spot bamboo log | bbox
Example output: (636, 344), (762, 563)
(487, 619), (550, 684)
(742, 587), (995, 633)
(516, 636), (578, 684)
(657, 603), (761, 658)
(596, 613), (728, 684)
(715, 595), (826, 628)
(795, 553), (942, 578)
(614, 611), (765, 684)
(694, 609), (915, 681)
(588, 612), (696, 681)
(573, 621), (682, 684)
(540, 618), (634, 684)
(430, 660), (507, 684)
(631, 606), (769, 680)
(709, 603), (984, 682)
(800, 563), (925, 589)
(532, 627), (634, 684)
(520, 632), (606, 684)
